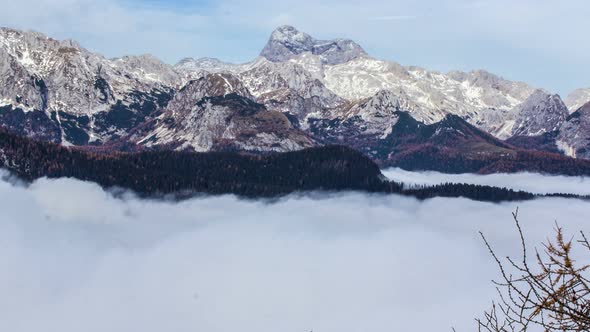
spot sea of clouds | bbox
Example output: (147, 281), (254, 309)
(384, 167), (590, 195)
(1, 170), (589, 332)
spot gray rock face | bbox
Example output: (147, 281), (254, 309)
(111, 54), (182, 87)
(512, 90), (569, 137)
(558, 102), (590, 159)
(238, 58), (345, 122)
(337, 90), (415, 136)
(0, 27), (181, 145)
(307, 90), (416, 159)
(260, 25), (367, 65)
(565, 88), (590, 113)
(177, 73), (253, 102)
(0, 47), (47, 112)
(132, 73), (313, 152)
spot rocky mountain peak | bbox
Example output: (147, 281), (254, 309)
(269, 25), (314, 46)
(260, 26), (366, 65)
(179, 73), (253, 101)
(512, 89), (569, 136)
(111, 54), (182, 87)
(136, 90), (314, 153)
(163, 73), (254, 120)
(362, 90), (414, 110)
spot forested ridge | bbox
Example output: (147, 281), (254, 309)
(0, 128), (396, 197)
(0, 129), (573, 201)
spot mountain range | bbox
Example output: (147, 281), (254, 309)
(1, 25), (590, 174)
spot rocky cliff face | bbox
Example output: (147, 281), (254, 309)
(558, 102), (590, 159)
(260, 25), (367, 65)
(511, 90), (569, 136)
(0, 27), (181, 145)
(129, 73), (314, 152)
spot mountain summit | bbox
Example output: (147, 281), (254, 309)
(260, 25), (367, 64)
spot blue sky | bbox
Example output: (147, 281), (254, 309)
(1, 0), (588, 96)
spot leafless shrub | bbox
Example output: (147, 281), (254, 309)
(477, 208), (590, 331)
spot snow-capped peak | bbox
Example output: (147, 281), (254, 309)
(180, 72), (253, 101)
(260, 25), (367, 65)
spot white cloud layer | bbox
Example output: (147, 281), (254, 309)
(384, 168), (590, 195)
(0, 170), (589, 331)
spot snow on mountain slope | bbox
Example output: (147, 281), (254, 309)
(178, 26), (539, 143)
(469, 90), (569, 143)
(565, 88), (590, 113)
(0, 45), (46, 112)
(307, 90), (416, 157)
(172, 55), (344, 126)
(175, 57), (242, 74)
(178, 72), (253, 101)
(336, 90), (414, 137)
(111, 54), (182, 87)
(323, 57), (537, 126)
(239, 58), (330, 99)
(258, 26), (536, 126)
(240, 58), (344, 119)
(0, 28), (181, 113)
(0, 27), (183, 145)
(132, 73), (313, 152)
(0, 28), (109, 115)
(189, 27), (538, 139)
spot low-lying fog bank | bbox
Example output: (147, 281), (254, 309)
(1, 171), (589, 332)
(384, 168), (590, 195)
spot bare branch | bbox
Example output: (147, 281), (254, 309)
(476, 209), (590, 331)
